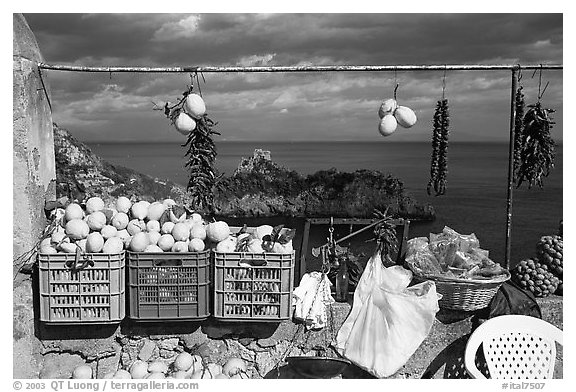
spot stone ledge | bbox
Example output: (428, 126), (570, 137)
(31, 294), (562, 379)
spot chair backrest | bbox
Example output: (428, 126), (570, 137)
(464, 315), (563, 379)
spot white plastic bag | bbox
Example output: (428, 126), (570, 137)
(335, 250), (439, 378)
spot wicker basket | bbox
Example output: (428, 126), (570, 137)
(413, 272), (510, 311)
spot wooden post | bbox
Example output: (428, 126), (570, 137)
(505, 68), (518, 269)
(298, 219), (311, 281)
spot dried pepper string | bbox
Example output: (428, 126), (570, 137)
(427, 99), (449, 196)
(515, 67), (556, 189)
(513, 83), (525, 183)
(427, 101), (442, 195)
(436, 99), (449, 195)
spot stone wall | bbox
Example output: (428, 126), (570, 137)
(13, 13), (56, 379)
(34, 297), (563, 379)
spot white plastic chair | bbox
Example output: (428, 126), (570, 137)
(464, 315), (563, 379)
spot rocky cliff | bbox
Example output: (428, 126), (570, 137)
(54, 124), (435, 220)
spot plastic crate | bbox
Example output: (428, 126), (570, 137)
(38, 252), (125, 324)
(213, 251), (294, 321)
(127, 251), (210, 321)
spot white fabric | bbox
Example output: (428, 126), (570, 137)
(335, 250), (440, 378)
(293, 272), (335, 330)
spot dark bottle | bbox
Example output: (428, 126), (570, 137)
(335, 259), (349, 302)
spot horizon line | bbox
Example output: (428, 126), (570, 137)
(83, 139), (564, 145)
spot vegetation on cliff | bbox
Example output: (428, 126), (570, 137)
(53, 124), (435, 220)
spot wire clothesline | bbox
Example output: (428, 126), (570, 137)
(37, 63), (563, 73)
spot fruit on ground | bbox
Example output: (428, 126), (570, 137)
(173, 352), (194, 372)
(157, 234), (175, 252)
(185, 93), (207, 119)
(394, 106), (417, 128)
(191, 213), (203, 223)
(536, 235), (563, 279)
(86, 232), (105, 253)
(378, 114), (397, 136)
(130, 360), (149, 379)
(111, 212), (129, 230)
(172, 241), (188, 252)
(65, 203), (84, 221)
(131, 202), (149, 220)
(378, 99), (398, 118)
(189, 238), (205, 252)
(130, 232), (149, 252)
(222, 357), (247, 377)
(72, 364), (93, 379)
(115, 196), (132, 214)
(85, 196), (105, 214)
(190, 224), (207, 240)
(190, 370), (213, 379)
(127, 219), (145, 235)
(172, 223), (190, 242)
(511, 258), (560, 298)
(86, 211), (107, 231)
(148, 361), (169, 374)
(205, 363), (222, 376)
(65, 219), (90, 240)
(102, 237), (124, 254)
(161, 221), (175, 234)
(112, 369), (131, 379)
(101, 225), (118, 240)
(206, 221), (231, 242)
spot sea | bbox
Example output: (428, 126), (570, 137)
(88, 141), (563, 269)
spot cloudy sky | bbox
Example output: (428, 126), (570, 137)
(24, 13), (563, 143)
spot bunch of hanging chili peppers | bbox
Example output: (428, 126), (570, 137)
(427, 98), (450, 196)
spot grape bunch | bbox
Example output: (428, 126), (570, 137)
(536, 235), (563, 278)
(511, 258), (560, 298)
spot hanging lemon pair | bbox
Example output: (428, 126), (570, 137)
(377, 84), (417, 136)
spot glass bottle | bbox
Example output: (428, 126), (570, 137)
(335, 258), (349, 302)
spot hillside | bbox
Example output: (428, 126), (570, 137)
(54, 124), (435, 220)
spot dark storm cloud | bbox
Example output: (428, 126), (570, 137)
(26, 13), (562, 66)
(23, 13), (562, 142)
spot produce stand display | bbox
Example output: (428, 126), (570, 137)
(213, 226), (295, 321)
(127, 250), (210, 320)
(213, 251), (294, 321)
(38, 251), (125, 324)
